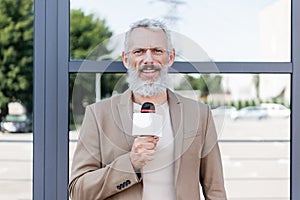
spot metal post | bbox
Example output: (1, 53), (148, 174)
(33, 0), (69, 199)
(291, 0), (300, 199)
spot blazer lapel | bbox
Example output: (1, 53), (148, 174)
(115, 90), (135, 148)
(167, 90), (184, 186)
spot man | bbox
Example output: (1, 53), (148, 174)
(69, 18), (227, 200)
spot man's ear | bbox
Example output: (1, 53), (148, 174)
(122, 51), (129, 69)
(167, 48), (175, 67)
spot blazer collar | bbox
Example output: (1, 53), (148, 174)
(116, 89), (135, 147)
(167, 90), (184, 186)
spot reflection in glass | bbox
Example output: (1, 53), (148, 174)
(69, 73), (290, 199)
(70, 0), (291, 61)
(69, 9), (113, 60)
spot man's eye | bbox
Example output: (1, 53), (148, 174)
(133, 49), (143, 54)
(154, 49), (164, 54)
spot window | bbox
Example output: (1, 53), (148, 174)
(69, 73), (290, 199)
(34, 0), (300, 199)
(70, 0), (291, 62)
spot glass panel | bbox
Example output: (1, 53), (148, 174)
(70, 0), (291, 62)
(0, 0), (33, 199)
(69, 73), (290, 199)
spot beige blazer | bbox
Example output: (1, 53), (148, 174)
(69, 89), (227, 200)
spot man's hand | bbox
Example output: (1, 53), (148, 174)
(130, 136), (159, 170)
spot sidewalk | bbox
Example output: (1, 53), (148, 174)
(0, 117), (290, 200)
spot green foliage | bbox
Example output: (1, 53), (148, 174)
(70, 9), (112, 60)
(69, 9), (113, 100)
(101, 73), (127, 98)
(202, 74), (223, 96)
(251, 99), (256, 107)
(230, 101), (236, 108)
(69, 9), (113, 97)
(69, 10), (114, 129)
(178, 74), (223, 97)
(272, 98), (278, 104)
(244, 100), (250, 108)
(237, 100), (243, 110)
(0, 0), (33, 115)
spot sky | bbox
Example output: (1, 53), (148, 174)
(69, 0), (284, 62)
(69, 0), (291, 102)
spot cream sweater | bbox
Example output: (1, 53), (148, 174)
(134, 102), (176, 200)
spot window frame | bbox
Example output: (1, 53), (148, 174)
(33, 0), (300, 199)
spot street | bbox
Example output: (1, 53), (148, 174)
(0, 117), (290, 199)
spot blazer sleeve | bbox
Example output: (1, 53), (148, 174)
(200, 106), (227, 200)
(68, 105), (139, 200)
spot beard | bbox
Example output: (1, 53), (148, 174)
(127, 64), (169, 97)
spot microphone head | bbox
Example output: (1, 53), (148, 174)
(141, 102), (155, 113)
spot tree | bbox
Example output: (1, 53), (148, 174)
(69, 9), (113, 127)
(0, 0), (33, 116)
(70, 9), (113, 104)
(201, 74), (223, 96)
(179, 74), (223, 97)
(70, 9), (112, 60)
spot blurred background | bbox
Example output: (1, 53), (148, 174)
(0, 0), (291, 199)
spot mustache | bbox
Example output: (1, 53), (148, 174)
(138, 65), (161, 72)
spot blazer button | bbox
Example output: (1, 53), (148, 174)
(126, 180), (131, 185)
(117, 185), (121, 190)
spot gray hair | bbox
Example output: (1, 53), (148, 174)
(124, 18), (172, 53)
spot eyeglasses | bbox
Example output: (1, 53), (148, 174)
(126, 47), (169, 57)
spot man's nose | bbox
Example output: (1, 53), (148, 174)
(143, 49), (154, 65)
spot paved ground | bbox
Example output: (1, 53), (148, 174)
(0, 117), (290, 200)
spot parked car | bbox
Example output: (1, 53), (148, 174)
(260, 103), (290, 118)
(0, 114), (32, 133)
(231, 106), (268, 120)
(212, 106), (237, 118)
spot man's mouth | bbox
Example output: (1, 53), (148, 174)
(142, 69), (157, 73)
(138, 65), (161, 80)
(139, 65), (161, 72)
(140, 69), (159, 79)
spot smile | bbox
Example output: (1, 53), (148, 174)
(140, 69), (159, 79)
(142, 69), (157, 73)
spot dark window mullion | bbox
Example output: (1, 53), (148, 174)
(291, 0), (300, 199)
(68, 61), (292, 73)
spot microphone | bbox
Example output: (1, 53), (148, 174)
(141, 102), (155, 113)
(132, 102), (162, 137)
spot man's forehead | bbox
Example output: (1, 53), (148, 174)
(127, 27), (168, 48)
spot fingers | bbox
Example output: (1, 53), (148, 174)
(136, 136), (159, 145)
(133, 136), (158, 150)
(130, 136), (159, 170)
(130, 150), (155, 170)
(134, 142), (155, 152)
